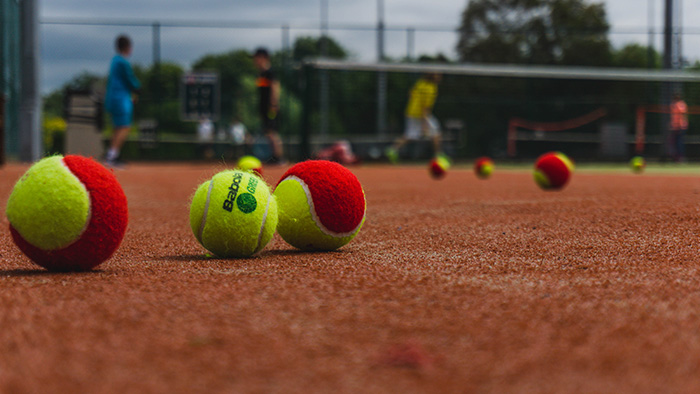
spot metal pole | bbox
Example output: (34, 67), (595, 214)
(319, 0), (329, 136)
(376, 0), (387, 136)
(647, 0), (655, 68)
(675, 0), (682, 69)
(663, 0), (673, 70)
(406, 27), (415, 60)
(153, 22), (161, 127)
(661, 0), (674, 159)
(19, 0), (41, 161)
(282, 25), (291, 139)
(320, 0), (329, 56)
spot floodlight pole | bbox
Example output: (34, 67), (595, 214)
(377, 0), (387, 137)
(19, 0), (41, 161)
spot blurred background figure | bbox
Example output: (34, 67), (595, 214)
(385, 73), (442, 164)
(253, 47), (285, 164)
(314, 140), (360, 165)
(104, 34), (140, 168)
(670, 93), (688, 162)
(197, 116), (215, 159)
(229, 117), (250, 159)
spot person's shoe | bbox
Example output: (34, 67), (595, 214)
(267, 156), (289, 166)
(103, 158), (127, 170)
(385, 147), (399, 164)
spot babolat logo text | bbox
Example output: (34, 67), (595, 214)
(222, 173), (243, 212)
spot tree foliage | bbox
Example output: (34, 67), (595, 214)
(292, 36), (348, 62)
(457, 0), (611, 66)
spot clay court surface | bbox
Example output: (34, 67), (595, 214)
(2, 162), (700, 393)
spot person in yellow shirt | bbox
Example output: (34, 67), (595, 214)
(386, 73), (442, 163)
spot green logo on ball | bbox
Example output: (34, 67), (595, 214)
(236, 193), (257, 214)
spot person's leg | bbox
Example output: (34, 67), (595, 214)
(678, 129), (686, 161)
(266, 130), (284, 161)
(392, 137), (408, 151)
(105, 98), (132, 164)
(432, 134), (442, 156)
(386, 117), (419, 163)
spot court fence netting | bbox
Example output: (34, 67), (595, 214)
(296, 59), (700, 162)
(1, 0), (21, 163)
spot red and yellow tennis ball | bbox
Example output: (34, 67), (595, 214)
(274, 160), (366, 251)
(190, 170), (278, 257)
(630, 156), (645, 173)
(533, 152), (574, 190)
(5, 155), (128, 271)
(474, 157), (494, 179)
(429, 156), (450, 179)
(237, 155), (263, 177)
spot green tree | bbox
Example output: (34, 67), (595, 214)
(135, 62), (186, 132)
(43, 71), (105, 117)
(192, 49), (257, 122)
(612, 43), (661, 68)
(457, 0), (611, 66)
(292, 36), (348, 62)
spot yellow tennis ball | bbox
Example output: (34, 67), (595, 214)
(189, 170), (278, 257)
(273, 160), (366, 251)
(237, 155), (263, 177)
(630, 156), (646, 173)
(5, 155), (128, 271)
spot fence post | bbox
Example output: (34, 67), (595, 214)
(300, 64), (313, 160)
(0, 95), (5, 165)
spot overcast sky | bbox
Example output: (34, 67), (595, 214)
(39, 0), (699, 93)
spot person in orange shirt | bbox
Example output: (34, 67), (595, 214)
(670, 93), (688, 162)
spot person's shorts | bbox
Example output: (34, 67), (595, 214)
(107, 97), (133, 128)
(404, 115), (440, 140)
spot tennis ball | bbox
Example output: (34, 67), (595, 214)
(5, 155), (128, 271)
(274, 160), (366, 251)
(237, 155), (263, 177)
(190, 170), (277, 258)
(630, 156), (645, 173)
(429, 156), (450, 179)
(474, 157), (494, 179)
(534, 151), (574, 190)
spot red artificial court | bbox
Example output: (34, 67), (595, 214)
(2, 162), (700, 392)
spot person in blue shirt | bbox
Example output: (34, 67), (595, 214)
(104, 35), (140, 168)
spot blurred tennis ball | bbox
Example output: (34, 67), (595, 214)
(534, 151), (574, 190)
(429, 155), (450, 179)
(630, 156), (646, 173)
(237, 155), (263, 177)
(474, 157), (494, 179)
